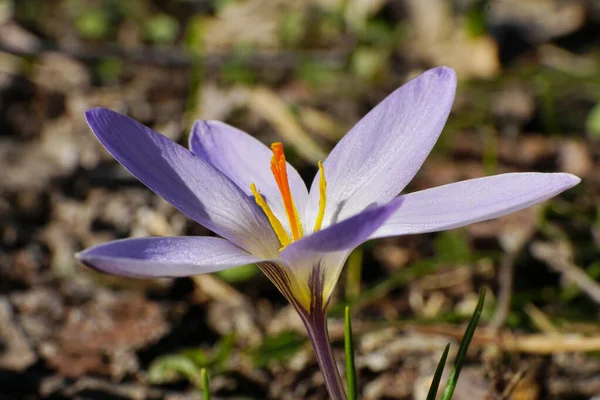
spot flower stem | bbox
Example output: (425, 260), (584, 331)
(302, 311), (347, 400)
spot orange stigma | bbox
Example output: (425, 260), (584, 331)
(251, 143), (327, 249)
(270, 143), (304, 240)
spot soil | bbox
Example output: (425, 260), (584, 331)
(2, 1), (600, 399)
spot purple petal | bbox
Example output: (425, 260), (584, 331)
(305, 67), (457, 231)
(371, 173), (580, 239)
(280, 196), (403, 268)
(85, 108), (279, 257)
(278, 197), (404, 304)
(77, 236), (260, 278)
(189, 121), (308, 230)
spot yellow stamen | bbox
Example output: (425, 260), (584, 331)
(270, 143), (304, 240)
(313, 161), (327, 232)
(250, 183), (291, 247)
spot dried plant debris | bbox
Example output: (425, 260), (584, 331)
(1, 0), (600, 398)
(10, 285), (169, 379)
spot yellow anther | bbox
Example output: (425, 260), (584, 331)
(252, 143), (323, 250)
(313, 161), (327, 232)
(270, 143), (304, 240)
(250, 183), (291, 247)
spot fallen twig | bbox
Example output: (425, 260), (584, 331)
(531, 241), (600, 304)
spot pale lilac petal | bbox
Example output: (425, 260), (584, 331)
(189, 121), (308, 231)
(371, 173), (580, 239)
(277, 197), (403, 304)
(280, 196), (401, 269)
(305, 67), (457, 231)
(85, 108), (279, 257)
(77, 236), (260, 278)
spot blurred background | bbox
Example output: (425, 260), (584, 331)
(1, 0), (599, 398)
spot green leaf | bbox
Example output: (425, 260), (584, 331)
(96, 58), (123, 83)
(345, 246), (363, 301)
(147, 354), (201, 385)
(426, 344), (450, 400)
(295, 60), (340, 88)
(440, 289), (486, 400)
(76, 10), (110, 39)
(201, 368), (211, 400)
(361, 19), (395, 46)
(180, 348), (210, 368)
(586, 102), (600, 138)
(220, 62), (257, 85)
(464, 8), (487, 37)
(213, 0), (238, 12)
(148, 334), (235, 389)
(217, 264), (258, 283)
(145, 13), (180, 45)
(280, 11), (306, 47)
(433, 231), (471, 263)
(212, 334), (236, 366)
(345, 306), (357, 400)
(184, 15), (208, 57)
(250, 331), (304, 367)
(351, 46), (390, 82)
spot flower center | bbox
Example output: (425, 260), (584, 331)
(251, 142), (327, 248)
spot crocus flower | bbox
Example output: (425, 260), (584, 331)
(78, 67), (579, 399)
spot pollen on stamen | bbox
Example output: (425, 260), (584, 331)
(313, 161), (327, 232)
(250, 183), (291, 247)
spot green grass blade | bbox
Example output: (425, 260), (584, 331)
(201, 368), (210, 400)
(426, 343), (450, 400)
(440, 288), (486, 400)
(345, 306), (358, 400)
